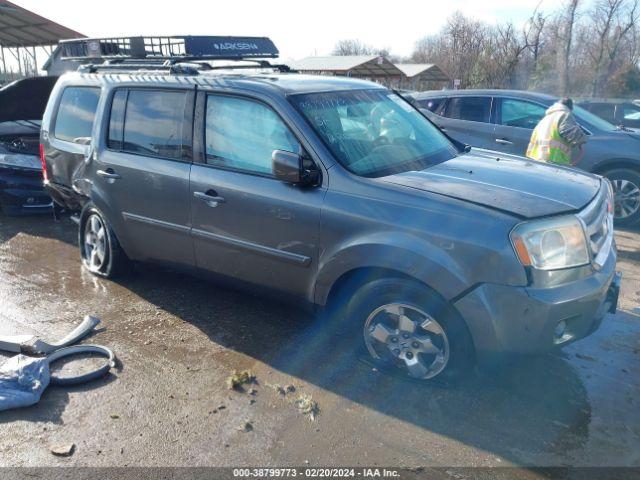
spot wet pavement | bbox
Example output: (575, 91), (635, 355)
(0, 213), (639, 469)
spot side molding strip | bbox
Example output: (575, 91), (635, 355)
(122, 212), (190, 234)
(192, 228), (311, 267)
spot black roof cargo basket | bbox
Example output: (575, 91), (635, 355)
(59, 35), (280, 61)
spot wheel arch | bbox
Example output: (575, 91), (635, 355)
(314, 237), (470, 309)
(591, 158), (640, 175)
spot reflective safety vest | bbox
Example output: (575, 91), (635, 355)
(526, 111), (572, 165)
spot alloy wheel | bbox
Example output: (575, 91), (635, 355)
(612, 179), (640, 219)
(83, 214), (107, 272)
(363, 303), (449, 380)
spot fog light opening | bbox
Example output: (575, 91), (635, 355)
(554, 320), (567, 339)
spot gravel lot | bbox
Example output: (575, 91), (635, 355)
(0, 213), (639, 472)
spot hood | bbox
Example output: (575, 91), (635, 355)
(545, 101), (571, 116)
(0, 76), (58, 123)
(382, 149), (601, 218)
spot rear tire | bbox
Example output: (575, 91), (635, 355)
(342, 278), (475, 384)
(603, 168), (640, 227)
(79, 203), (131, 278)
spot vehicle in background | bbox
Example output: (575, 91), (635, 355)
(407, 89), (640, 226)
(578, 99), (640, 130)
(0, 76), (58, 215)
(41, 36), (620, 383)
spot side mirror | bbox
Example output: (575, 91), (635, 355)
(272, 149), (319, 186)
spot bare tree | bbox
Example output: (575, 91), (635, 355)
(557, 0), (581, 95)
(406, 3), (640, 96)
(332, 40), (374, 56)
(524, 3), (548, 73)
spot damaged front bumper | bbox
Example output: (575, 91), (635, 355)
(454, 247), (620, 364)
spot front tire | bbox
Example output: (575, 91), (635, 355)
(79, 203), (131, 278)
(603, 168), (640, 227)
(344, 278), (475, 383)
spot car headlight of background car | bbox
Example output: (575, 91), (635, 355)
(511, 215), (590, 270)
(0, 153), (42, 171)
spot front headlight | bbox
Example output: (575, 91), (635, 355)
(510, 215), (590, 270)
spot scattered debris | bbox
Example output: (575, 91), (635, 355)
(226, 370), (255, 391)
(238, 421), (253, 432)
(268, 383), (287, 396)
(50, 443), (75, 457)
(295, 394), (319, 421)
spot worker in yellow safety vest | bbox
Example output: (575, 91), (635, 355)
(526, 98), (587, 166)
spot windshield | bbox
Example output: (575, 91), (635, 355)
(573, 105), (618, 132)
(290, 89), (458, 177)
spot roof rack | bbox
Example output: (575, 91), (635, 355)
(59, 35), (279, 61)
(77, 60), (292, 75)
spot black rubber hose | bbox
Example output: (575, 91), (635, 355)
(47, 344), (116, 386)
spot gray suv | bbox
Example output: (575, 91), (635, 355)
(40, 37), (620, 383)
(409, 89), (640, 226)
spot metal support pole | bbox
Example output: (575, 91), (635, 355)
(16, 47), (23, 77)
(0, 46), (6, 80)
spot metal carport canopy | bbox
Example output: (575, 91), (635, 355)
(290, 55), (403, 76)
(0, 0), (84, 47)
(395, 63), (450, 82)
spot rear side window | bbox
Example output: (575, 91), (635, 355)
(587, 103), (616, 123)
(109, 89), (187, 160)
(417, 98), (444, 113)
(107, 90), (127, 150)
(54, 87), (100, 143)
(205, 95), (300, 175)
(444, 96), (491, 123)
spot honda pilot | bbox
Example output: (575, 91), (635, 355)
(40, 36), (621, 382)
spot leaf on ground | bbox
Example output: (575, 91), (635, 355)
(295, 394), (319, 421)
(226, 370), (255, 391)
(238, 421), (253, 432)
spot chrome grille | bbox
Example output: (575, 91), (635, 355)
(577, 182), (614, 267)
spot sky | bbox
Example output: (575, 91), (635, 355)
(12, 0), (556, 62)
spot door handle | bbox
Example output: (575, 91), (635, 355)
(438, 126), (447, 132)
(96, 169), (121, 180)
(495, 138), (514, 146)
(194, 190), (226, 207)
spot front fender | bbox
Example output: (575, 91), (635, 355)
(314, 231), (469, 306)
